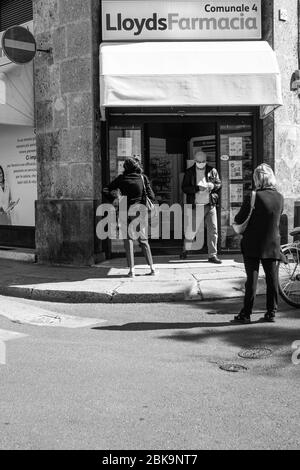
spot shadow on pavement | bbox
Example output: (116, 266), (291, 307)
(180, 297), (300, 319)
(157, 325), (299, 347)
(93, 321), (244, 331)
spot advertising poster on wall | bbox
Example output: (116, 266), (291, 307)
(230, 183), (243, 203)
(229, 160), (243, 179)
(229, 137), (243, 156)
(0, 125), (37, 227)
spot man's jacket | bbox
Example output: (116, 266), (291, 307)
(182, 163), (222, 206)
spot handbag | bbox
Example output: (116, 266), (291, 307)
(232, 191), (256, 234)
(141, 175), (155, 212)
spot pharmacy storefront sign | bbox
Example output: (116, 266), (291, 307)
(101, 0), (261, 41)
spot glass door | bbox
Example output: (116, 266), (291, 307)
(147, 122), (217, 253)
(108, 125), (143, 254)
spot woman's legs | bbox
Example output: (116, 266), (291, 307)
(125, 212), (156, 276)
(124, 215), (136, 276)
(123, 238), (135, 275)
(233, 256), (259, 323)
(242, 256), (260, 317)
(138, 238), (154, 270)
(138, 214), (156, 274)
(261, 258), (279, 317)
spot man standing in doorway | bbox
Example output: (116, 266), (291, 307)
(181, 150), (222, 264)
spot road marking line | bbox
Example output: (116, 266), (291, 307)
(0, 329), (28, 365)
(0, 299), (107, 328)
(0, 341), (5, 365)
(0, 328), (27, 341)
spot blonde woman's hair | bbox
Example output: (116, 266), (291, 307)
(253, 164), (276, 189)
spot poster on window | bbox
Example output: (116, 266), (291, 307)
(229, 160), (243, 180)
(0, 125), (37, 227)
(117, 137), (132, 157)
(229, 137), (243, 156)
(230, 184), (243, 203)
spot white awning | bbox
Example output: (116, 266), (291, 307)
(100, 41), (283, 119)
(0, 61), (34, 126)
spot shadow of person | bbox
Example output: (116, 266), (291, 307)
(92, 321), (254, 331)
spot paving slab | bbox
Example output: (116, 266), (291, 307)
(192, 268), (246, 281)
(112, 280), (198, 303)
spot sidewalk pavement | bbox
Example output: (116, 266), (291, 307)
(0, 253), (268, 303)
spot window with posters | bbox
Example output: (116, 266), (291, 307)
(0, 125), (37, 228)
(0, 16), (35, 247)
(220, 123), (254, 251)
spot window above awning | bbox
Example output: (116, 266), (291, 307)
(0, 60), (34, 126)
(100, 41), (283, 120)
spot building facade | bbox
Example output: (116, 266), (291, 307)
(1, 0), (300, 265)
(0, 0), (36, 248)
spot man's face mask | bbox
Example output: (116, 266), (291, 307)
(196, 162), (206, 170)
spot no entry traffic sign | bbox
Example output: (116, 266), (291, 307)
(1, 26), (36, 64)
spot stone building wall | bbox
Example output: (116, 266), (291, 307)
(273, 0), (300, 236)
(261, 0), (300, 238)
(33, 0), (102, 265)
(261, 0), (275, 168)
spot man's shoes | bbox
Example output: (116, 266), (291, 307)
(180, 251), (187, 260)
(208, 256), (222, 264)
(231, 313), (251, 324)
(259, 313), (275, 323)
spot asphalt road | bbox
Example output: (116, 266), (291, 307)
(0, 295), (299, 450)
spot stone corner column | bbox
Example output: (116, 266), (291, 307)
(33, 0), (103, 266)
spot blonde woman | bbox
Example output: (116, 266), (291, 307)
(232, 164), (284, 324)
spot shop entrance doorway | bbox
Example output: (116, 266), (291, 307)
(106, 114), (257, 257)
(146, 122), (216, 254)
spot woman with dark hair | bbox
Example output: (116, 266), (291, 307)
(107, 157), (157, 278)
(232, 164), (284, 324)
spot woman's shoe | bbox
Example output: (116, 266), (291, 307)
(149, 268), (158, 276)
(180, 251), (187, 260)
(232, 313), (251, 324)
(128, 270), (136, 278)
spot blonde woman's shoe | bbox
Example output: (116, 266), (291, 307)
(128, 270), (136, 278)
(149, 268), (158, 276)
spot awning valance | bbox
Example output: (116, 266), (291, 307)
(100, 41), (283, 119)
(0, 61), (34, 126)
